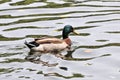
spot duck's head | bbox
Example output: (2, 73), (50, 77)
(62, 25), (78, 39)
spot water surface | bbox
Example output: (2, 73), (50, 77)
(0, 0), (120, 80)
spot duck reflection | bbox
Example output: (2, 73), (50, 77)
(25, 46), (111, 67)
(25, 48), (75, 66)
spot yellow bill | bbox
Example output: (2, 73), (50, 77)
(73, 30), (79, 35)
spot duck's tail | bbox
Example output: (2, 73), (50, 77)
(24, 40), (39, 49)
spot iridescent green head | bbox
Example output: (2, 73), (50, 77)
(62, 25), (78, 39)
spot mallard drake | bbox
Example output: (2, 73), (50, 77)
(25, 25), (78, 53)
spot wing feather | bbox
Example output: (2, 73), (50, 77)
(35, 37), (63, 44)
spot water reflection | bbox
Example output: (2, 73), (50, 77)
(25, 46), (111, 67)
(44, 72), (84, 79)
(0, 0), (120, 80)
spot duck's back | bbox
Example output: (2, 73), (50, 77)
(35, 37), (63, 44)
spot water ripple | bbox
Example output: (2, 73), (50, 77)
(0, 0), (120, 80)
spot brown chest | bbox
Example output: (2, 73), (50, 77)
(64, 38), (71, 46)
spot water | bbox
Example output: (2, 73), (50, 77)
(0, 0), (120, 80)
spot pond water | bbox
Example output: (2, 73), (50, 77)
(0, 0), (120, 80)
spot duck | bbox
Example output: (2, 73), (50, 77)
(25, 25), (78, 53)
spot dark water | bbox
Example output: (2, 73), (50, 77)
(0, 0), (120, 80)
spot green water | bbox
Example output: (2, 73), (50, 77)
(0, 0), (120, 80)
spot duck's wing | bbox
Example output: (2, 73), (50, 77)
(35, 37), (63, 44)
